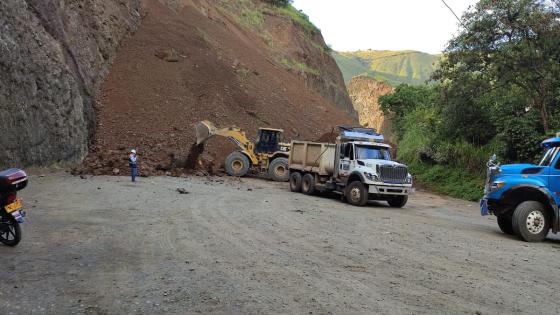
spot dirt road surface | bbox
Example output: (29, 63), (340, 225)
(1, 173), (560, 314)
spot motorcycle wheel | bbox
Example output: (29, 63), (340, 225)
(0, 213), (21, 247)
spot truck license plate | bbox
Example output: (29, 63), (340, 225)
(5, 199), (23, 214)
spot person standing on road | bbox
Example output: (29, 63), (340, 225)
(129, 149), (138, 182)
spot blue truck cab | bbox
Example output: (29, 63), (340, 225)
(481, 137), (560, 242)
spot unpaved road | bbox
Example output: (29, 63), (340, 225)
(1, 173), (560, 314)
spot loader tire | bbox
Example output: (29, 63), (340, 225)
(512, 201), (549, 242)
(225, 152), (250, 177)
(301, 174), (316, 195)
(289, 172), (302, 192)
(268, 157), (289, 182)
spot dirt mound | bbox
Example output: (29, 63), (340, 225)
(315, 129), (339, 143)
(82, 0), (355, 176)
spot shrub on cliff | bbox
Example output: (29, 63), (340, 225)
(262, 0), (292, 7)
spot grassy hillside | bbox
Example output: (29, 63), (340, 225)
(333, 50), (440, 86)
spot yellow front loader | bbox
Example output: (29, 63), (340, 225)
(195, 120), (290, 181)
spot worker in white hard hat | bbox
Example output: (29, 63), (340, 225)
(129, 149), (138, 182)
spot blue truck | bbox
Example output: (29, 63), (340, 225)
(480, 137), (560, 242)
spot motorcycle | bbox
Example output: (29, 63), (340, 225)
(0, 168), (28, 247)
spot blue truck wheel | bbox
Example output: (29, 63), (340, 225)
(512, 201), (550, 242)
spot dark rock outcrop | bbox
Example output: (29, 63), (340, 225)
(347, 75), (394, 140)
(0, 0), (140, 168)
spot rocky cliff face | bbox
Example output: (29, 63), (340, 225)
(347, 75), (394, 140)
(0, 0), (140, 168)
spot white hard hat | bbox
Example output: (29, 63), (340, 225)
(131, 149), (137, 154)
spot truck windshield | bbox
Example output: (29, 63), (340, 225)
(355, 145), (391, 160)
(539, 147), (559, 166)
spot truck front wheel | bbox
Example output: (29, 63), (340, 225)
(512, 201), (550, 242)
(345, 181), (368, 206)
(497, 215), (514, 235)
(387, 195), (408, 208)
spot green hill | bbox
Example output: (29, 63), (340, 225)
(333, 50), (440, 86)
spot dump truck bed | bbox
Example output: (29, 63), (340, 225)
(288, 141), (336, 176)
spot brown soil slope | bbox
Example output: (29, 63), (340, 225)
(83, 0), (355, 175)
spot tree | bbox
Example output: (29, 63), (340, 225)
(433, 0), (560, 134)
(379, 84), (439, 138)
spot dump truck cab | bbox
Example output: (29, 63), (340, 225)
(481, 137), (560, 242)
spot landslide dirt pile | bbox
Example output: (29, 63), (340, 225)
(0, 0), (141, 169)
(81, 0), (355, 176)
(347, 75), (394, 141)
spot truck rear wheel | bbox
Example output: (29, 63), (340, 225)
(345, 181), (368, 206)
(225, 152), (250, 177)
(497, 215), (514, 235)
(289, 172), (302, 192)
(268, 157), (289, 182)
(512, 201), (549, 242)
(301, 174), (316, 195)
(387, 195), (408, 208)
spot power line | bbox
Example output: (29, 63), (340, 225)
(441, 0), (464, 26)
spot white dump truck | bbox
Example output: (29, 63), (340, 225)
(288, 126), (412, 207)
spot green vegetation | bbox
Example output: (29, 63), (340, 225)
(261, 0), (292, 6)
(217, 0), (325, 73)
(273, 5), (319, 34)
(240, 8), (264, 27)
(333, 50), (439, 86)
(380, 0), (560, 201)
(219, 0), (264, 27)
(280, 58), (320, 75)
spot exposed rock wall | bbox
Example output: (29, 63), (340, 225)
(347, 75), (394, 139)
(0, 0), (140, 168)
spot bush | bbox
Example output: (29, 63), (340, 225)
(409, 162), (484, 201)
(274, 5), (319, 33)
(262, 0), (292, 6)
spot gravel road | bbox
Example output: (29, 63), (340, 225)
(1, 173), (560, 314)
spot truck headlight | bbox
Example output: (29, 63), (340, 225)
(406, 174), (412, 184)
(491, 181), (506, 191)
(363, 172), (378, 182)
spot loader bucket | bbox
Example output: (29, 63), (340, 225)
(195, 120), (218, 145)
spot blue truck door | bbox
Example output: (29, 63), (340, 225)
(549, 155), (560, 203)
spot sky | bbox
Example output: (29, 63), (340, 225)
(291, 0), (479, 54)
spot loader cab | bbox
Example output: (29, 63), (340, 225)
(255, 128), (283, 154)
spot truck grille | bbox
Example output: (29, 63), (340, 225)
(379, 165), (408, 184)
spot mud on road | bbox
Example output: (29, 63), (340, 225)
(1, 173), (560, 314)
